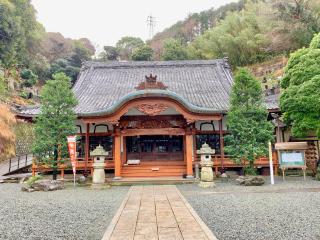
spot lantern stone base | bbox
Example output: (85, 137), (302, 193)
(199, 181), (215, 188)
(199, 165), (215, 188)
(92, 163), (106, 184)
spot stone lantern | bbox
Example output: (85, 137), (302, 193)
(197, 143), (215, 188)
(90, 145), (108, 184)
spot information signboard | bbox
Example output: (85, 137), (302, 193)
(275, 142), (308, 181)
(279, 151), (305, 167)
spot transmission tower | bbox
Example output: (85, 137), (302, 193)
(147, 15), (156, 39)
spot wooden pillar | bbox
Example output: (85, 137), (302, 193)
(61, 168), (64, 179)
(114, 128), (122, 179)
(186, 133), (194, 178)
(183, 135), (186, 163)
(84, 123), (90, 176)
(219, 116), (225, 173)
(122, 136), (127, 164)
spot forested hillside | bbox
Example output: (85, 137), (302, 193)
(0, 0), (95, 160)
(148, 0), (246, 59)
(98, 0), (320, 70)
(0, 0), (95, 105)
(148, 0), (320, 66)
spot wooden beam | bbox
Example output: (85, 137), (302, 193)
(120, 128), (185, 136)
(195, 130), (230, 135)
(76, 132), (112, 137)
(121, 115), (185, 121)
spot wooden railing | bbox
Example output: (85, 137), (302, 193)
(31, 158), (115, 177)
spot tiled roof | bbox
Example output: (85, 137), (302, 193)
(15, 60), (281, 117)
(14, 105), (40, 117)
(265, 93), (280, 110)
(73, 59), (233, 116)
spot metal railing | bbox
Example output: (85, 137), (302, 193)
(6, 154), (33, 175)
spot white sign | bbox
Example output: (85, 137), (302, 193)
(280, 151), (304, 166)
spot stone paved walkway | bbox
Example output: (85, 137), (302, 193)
(102, 185), (217, 240)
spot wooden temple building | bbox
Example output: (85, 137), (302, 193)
(17, 59), (282, 179)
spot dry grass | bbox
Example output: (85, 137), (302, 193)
(0, 103), (16, 161)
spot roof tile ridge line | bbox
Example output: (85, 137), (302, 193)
(90, 62), (219, 69)
(73, 64), (94, 93)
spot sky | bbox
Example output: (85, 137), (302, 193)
(31, 0), (237, 51)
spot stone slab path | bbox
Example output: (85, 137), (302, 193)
(102, 185), (217, 240)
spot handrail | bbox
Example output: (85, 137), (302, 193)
(7, 153), (33, 175)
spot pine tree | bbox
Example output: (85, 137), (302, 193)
(32, 73), (77, 180)
(225, 68), (274, 175)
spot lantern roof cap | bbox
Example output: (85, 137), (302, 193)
(197, 143), (215, 155)
(90, 145), (108, 156)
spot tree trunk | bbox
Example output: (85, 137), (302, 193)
(53, 146), (58, 180)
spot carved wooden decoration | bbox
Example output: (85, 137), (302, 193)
(120, 119), (186, 129)
(135, 74), (168, 90)
(137, 120), (171, 129)
(136, 103), (168, 116)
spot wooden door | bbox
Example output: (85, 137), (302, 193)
(126, 135), (184, 161)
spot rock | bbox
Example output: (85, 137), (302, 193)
(77, 176), (87, 183)
(21, 185), (36, 192)
(221, 173), (228, 178)
(236, 176), (265, 186)
(31, 180), (64, 191)
(3, 177), (19, 183)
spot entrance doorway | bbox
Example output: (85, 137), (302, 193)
(126, 135), (184, 161)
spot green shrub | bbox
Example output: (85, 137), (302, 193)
(26, 175), (42, 187)
(244, 166), (258, 176)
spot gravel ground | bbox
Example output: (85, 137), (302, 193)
(0, 183), (129, 240)
(178, 177), (320, 240)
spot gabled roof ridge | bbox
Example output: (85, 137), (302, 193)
(82, 59), (229, 69)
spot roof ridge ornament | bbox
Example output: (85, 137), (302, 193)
(135, 73), (168, 90)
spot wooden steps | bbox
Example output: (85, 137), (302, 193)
(121, 161), (186, 177)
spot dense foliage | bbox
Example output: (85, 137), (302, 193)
(148, 0), (246, 59)
(188, 2), (270, 66)
(32, 73), (77, 179)
(131, 45), (154, 61)
(161, 39), (188, 61)
(280, 33), (320, 138)
(115, 36), (144, 60)
(148, 0), (320, 66)
(225, 68), (274, 174)
(0, 0), (95, 94)
(98, 46), (119, 61)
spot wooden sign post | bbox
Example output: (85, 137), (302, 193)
(275, 142), (308, 181)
